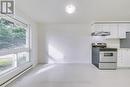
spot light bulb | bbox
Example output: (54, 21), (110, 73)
(65, 4), (76, 14)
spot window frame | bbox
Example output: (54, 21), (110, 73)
(0, 14), (31, 76)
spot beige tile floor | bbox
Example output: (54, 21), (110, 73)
(7, 64), (130, 87)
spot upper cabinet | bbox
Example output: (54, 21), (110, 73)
(92, 22), (130, 39)
(92, 24), (103, 32)
(119, 24), (130, 38)
(106, 24), (118, 39)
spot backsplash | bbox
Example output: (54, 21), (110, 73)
(106, 39), (120, 48)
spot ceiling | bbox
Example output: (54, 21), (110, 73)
(16, 0), (130, 23)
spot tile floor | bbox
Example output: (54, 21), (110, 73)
(7, 64), (130, 87)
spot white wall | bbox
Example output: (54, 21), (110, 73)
(38, 24), (48, 64)
(15, 8), (38, 66)
(38, 24), (92, 64)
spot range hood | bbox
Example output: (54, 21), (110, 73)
(91, 32), (110, 36)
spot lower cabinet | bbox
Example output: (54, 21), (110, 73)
(118, 49), (130, 67)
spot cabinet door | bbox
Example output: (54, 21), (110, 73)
(117, 49), (123, 67)
(106, 24), (118, 39)
(125, 24), (130, 32)
(102, 24), (110, 32)
(124, 49), (130, 67)
(127, 50), (130, 66)
(92, 24), (103, 32)
(119, 24), (127, 38)
(118, 49), (130, 67)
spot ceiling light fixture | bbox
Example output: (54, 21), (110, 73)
(65, 4), (76, 14)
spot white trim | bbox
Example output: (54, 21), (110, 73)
(91, 21), (130, 25)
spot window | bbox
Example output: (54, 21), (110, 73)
(0, 54), (16, 74)
(0, 16), (30, 75)
(17, 52), (29, 66)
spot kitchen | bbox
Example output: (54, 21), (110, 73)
(91, 22), (130, 69)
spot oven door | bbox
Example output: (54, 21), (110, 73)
(100, 51), (117, 62)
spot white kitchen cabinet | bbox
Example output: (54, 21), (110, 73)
(118, 24), (126, 38)
(123, 24), (130, 32)
(92, 22), (130, 39)
(102, 24), (110, 32)
(92, 24), (103, 32)
(117, 49), (123, 67)
(118, 24), (130, 38)
(106, 24), (119, 39)
(118, 49), (130, 67)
